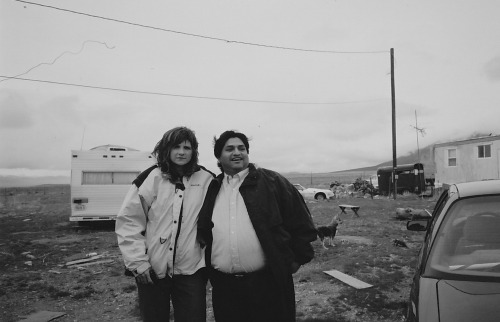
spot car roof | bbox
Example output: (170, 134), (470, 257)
(453, 179), (500, 198)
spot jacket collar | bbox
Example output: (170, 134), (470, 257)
(216, 163), (259, 186)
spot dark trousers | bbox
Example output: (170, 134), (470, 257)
(136, 268), (207, 322)
(209, 268), (291, 322)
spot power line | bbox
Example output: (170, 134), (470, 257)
(0, 40), (114, 84)
(15, 0), (388, 55)
(0, 75), (388, 105)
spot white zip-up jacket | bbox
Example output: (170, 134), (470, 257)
(116, 166), (214, 279)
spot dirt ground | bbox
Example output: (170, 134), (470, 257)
(0, 185), (435, 322)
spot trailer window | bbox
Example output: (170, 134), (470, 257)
(82, 172), (139, 185)
(113, 172), (139, 184)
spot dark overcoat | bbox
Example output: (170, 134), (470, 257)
(197, 163), (317, 321)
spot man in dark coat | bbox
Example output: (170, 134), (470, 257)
(197, 130), (317, 322)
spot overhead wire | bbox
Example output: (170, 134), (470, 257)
(9, 1), (391, 105)
(15, 0), (388, 55)
(0, 40), (114, 84)
(0, 75), (388, 105)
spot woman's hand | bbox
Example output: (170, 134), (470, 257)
(135, 268), (154, 284)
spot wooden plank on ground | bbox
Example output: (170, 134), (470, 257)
(68, 259), (114, 268)
(323, 269), (373, 289)
(65, 254), (105, 266)
(18, 310), (66, 322)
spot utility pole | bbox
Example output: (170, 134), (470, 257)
(391, 48), (397, 199)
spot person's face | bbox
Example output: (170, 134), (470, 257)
(218, 137), (249, 175)
(170, 140), (193, 166)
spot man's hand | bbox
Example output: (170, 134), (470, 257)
(135, 267), (154, 284)
(290, 261), (301, 274)
(197, 235), (207, 248)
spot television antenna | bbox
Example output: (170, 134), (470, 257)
(410, 110), (426, 164)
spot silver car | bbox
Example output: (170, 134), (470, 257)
(406, 179), (500, 322)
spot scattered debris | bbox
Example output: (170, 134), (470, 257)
(392, 239), (409, 248)
(0, 251), (14, 257)
(41, 252), (53, 263)
(324, 269), (373, 289)
(23, 218), (32, 222)
(395, 207), (431, 220)
(65, 253), (107, 266)
(18, 310), (66, 322)
(336, 235), (373, 245)
(69, 259), (114, 269)
(330, 183), (355, 198)
(24, 261), (32, 266)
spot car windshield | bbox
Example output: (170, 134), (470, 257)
(426, 195), (500, 278)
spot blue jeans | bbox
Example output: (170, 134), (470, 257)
(136, 268), (207, 322)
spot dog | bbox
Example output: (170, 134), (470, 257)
(316, 214), (342, 249)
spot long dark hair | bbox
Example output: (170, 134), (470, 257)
(152, 126), (199, 183)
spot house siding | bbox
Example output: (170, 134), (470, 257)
(433, 136), (500, 186)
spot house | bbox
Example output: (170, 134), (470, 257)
(433, 135), (500, 186)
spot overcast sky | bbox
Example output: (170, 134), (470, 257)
(1, 0), (500, 177)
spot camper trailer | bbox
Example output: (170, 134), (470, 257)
(377, 163), (425, 196)
(70, 145), (155, 222)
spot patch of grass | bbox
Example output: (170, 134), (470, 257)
(128, 298), (141, 318)
(337, 288), (406, 318)
(122, 284), (137, 293)
(48, 287), (72, 299)
(108, 269), (122, 277)
(2, 185), (434, 322)
(73, 285), (97, 299)
(78, 274), (95, 284)
(297, 314), (349, 322)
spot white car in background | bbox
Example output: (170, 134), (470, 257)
(293, 184), (334, 201)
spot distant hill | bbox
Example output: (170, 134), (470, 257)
(0, 175), (70, 188)
(1, 132), (493, 188)
(330, 143), (434, 176)
(334, 131), (496, 176)
(374, 144), (434, 175)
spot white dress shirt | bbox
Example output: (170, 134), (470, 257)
(211, 168), (266, 273)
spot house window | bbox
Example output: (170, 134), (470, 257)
(447, 149), (457, 167)
(82, 172), (139, 185)
(478, 144), (491, 158)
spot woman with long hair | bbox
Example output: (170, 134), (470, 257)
(116, 126), (214, 322)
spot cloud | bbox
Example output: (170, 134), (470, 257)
(484, 55), (500, 81)
(40, 95), (83, 125)
(0, 90), (34, 129)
